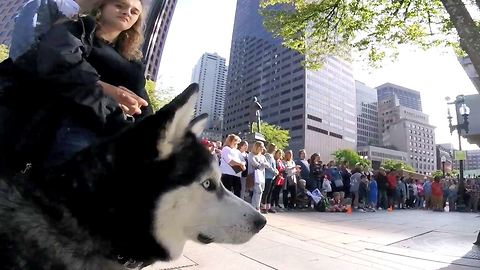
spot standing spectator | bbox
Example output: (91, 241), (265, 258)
(396, 177), (407, 209)
(386, 171), (398, 210)
(219, 134), (245, 198)
(249, 141), (270, 211)
(238, 141), (249, 200)
(467, 180), (480, 212)
(358, 174), (369, 212)
(407, 179), (418, 208)
(376, 168), (388, 209)
(340, 165), (352, 198)
(416, 179), (425, 209)
(431, 176), (444, 212)
(448, 179), (458, 212)
(296, 149), (310, 182)
(309, 153), (323, 191)
(368, 173), (378, 210)
(442, 179), (450, 210)
(262, 143), (279, 213)
(349, 167), (362, 210)
(283, 150), (298, 209)
(423, 178), (433, 210)
(271, 149), (285, 209)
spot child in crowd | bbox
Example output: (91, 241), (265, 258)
(327, 192), (347, 212)
(11, 0), (103, 63)
(322, 174), (332, 198)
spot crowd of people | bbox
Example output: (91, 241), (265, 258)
(204, 135), (480, 214)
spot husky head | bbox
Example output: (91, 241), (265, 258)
(148, 83), (267, 259)
(75, 83), (267, 264)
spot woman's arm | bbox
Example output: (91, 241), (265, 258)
(36, 19), (112, 125)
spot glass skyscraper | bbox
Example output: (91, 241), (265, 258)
(376, 83), (422, 111)
(224, 0), (356, 158)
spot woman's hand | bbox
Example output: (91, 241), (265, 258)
(99, 81), (148, 115)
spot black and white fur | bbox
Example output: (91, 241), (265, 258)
(0, 83), (266, 269)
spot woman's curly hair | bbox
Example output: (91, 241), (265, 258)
(94, 0), (144, 61)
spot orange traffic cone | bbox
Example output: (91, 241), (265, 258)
(346, 206), (352, 215)
(387, 206), (393, 212)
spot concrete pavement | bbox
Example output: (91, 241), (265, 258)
(146, 209), (480, 270)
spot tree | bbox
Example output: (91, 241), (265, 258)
(144, 80), (175, 112)
(448, 169), (460, 177)
(432, 170), (444, 178)
(332, 149), (371, 170)
(0, 44), (9, 62)
(261, 0), (480, 87)
(253, 122), (290, 150)
(381, 159), (415, 172)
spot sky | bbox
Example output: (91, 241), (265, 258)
(157, 0), (479, 151)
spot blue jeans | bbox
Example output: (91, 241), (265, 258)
(46, 119), (98, 167)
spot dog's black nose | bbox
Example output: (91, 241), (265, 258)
(253, 215), (267, 232)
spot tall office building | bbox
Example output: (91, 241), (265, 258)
(466, 150), (480, 171)
(378, 94), (436, 175)
(224, 0), (356, 158)
(355, 81), (379, 146)
(0, 0), (26, 46)
(143, 0), (177, 81)
(376, 83), (423, 111)
(191, 53), (227, 141)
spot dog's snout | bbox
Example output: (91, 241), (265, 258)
(253, 215), (267, 233)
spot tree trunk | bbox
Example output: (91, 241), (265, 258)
(442, 0), (480, 94)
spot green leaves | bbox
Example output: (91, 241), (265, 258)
(381, 159), (416, 172)
(432, 170), (444, 178)
(332, 149), (371, 170)
(260, 0), (459, 70)
(144, 80), (175, 112)
(253, 122), (290, 150)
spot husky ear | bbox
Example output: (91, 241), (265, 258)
(157, 83), (199, 160)
(189, 113), (208, 138)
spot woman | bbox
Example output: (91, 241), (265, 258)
(249, 141), (270, 211)
(271, 149), (285, 209)
(45, 0), (152, 166)
(283, 150), (298, 209)
(219, 134), (245, 197)
(238, 140), (249, 200)
(1, 0), (152, 170)
(261, 143), (278, 213)
(309, 153), (323, 191)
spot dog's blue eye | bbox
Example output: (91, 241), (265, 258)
(201, 179), (216, 191)
(202, 180), (211, 189)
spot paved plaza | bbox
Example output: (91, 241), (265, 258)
(146, 209), (480, 270)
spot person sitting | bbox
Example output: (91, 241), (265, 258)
(0, 0), (152, 173)
(327, 192), (347, 212)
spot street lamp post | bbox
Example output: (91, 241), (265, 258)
(447, 95), (470, 211)
(441, 156), (446, 178)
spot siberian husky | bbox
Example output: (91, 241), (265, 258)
(0, 83), (266, 269)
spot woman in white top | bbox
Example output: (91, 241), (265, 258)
(283, 150), (299, 209)
(220, 134), (246, 197)
(249, 141), (271, 211)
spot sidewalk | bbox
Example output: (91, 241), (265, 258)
(146, 210), (480, 270)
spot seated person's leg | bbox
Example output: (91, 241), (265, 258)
(46, 118), (98, 167)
